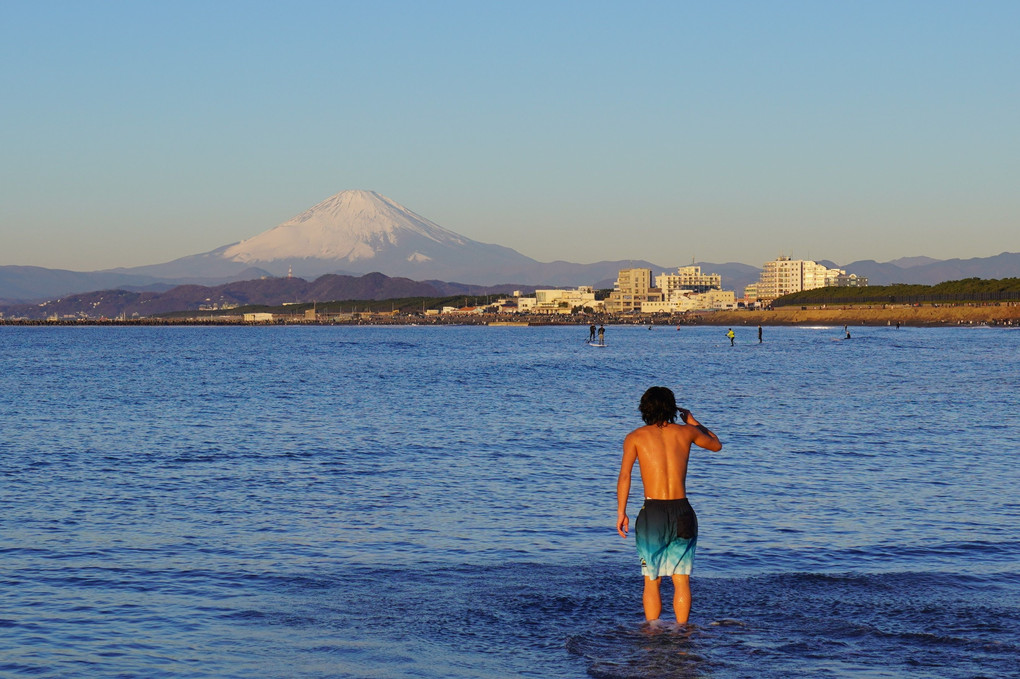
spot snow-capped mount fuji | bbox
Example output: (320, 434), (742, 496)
(125, 189), (542, 284)
(3, 189), (688, 300)
(221, 190), (479, 266)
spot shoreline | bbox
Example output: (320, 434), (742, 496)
(692, 303), (1020, 327)
(2, 303), (1019, 327)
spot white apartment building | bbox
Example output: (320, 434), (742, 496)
(655, 266), (723, 295)
(517, 286), (603, 314)
(756, 256), (846, 303)
(607, 265), (736, 313)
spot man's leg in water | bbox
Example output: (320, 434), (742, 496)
(672, 574), (691, 624)
(642, 576), (662, 620)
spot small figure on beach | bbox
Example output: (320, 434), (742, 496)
(726, 328), (735, 346)
(597, 325), (606, 346)
(589, 324), (597, 342)
(757, 325), (763, 344)
(617, 387), (722, 624)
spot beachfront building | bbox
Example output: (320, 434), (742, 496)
(655, 265), (723, 295)
(643, 288), (737, 313)
(515, 286), (603, 314)
(605, 268), (663, 313)
(606, 265), (737, 313)
(835, 272), (869, 287)
(756, 256), (848, 304)
(647, 265), (736, 312)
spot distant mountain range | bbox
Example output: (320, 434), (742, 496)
(824, 252), (1020, 286)
(0, 273), (523, 320)
(0, 189), (757, 303)
(1, 189), (1017, 308)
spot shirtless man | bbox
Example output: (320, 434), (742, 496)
(617, 386), (722, 624)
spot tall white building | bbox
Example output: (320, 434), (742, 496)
(756, 256), (846, 303)
(655, 266), (722, 295)
(606, 268), (659, 313)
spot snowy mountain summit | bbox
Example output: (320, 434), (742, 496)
(173, 189), (536, 283)
(95, 189), (654, 288)
(221, 190), (469, 265)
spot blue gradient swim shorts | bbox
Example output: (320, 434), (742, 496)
(635, 498), (698, 578)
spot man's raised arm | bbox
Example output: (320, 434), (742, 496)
(685, 412), (722, 452)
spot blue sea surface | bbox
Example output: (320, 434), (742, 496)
(1, 324), (1018, 678)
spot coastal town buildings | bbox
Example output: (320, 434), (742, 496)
(606, 266), (736, 313)
(835, 272), (868, 287)
(515, 286), (603, 314)
(642, 288), (737, 313)
(655, 265), (722, 295)
(754, 256), (850, 304)
(605, 268), (659, 313)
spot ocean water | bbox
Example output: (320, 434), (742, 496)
(1, 324), (1018, 678)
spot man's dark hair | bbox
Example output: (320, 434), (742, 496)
(640, 386), (678, 426)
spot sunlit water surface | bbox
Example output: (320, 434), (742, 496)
(2, 325), (1018, 678)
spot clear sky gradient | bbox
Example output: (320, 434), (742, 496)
(2, 0), (1018, 271)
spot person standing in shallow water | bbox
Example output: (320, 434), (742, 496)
(616, 387), (722, 624)
(758, 325), (763, 343)
(726, 328), (735, 346)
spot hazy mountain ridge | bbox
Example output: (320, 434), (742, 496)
(0, 273), (529, 320)
(0, 264), (274, 304)
(2, 189), (1017, 303)
(838, 252), (1020, 285)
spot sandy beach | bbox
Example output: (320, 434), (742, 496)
(693, 304), (1020, 327)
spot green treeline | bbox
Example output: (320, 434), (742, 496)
(774, 278), (1020, 307)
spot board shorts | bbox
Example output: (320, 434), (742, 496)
(635, 498), (698, 579)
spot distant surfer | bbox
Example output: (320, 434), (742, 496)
(616, 387), (722, 625)
(589, 324), (597, 342)
(757, 325), (763, 344)
(597, 325), (606, 346)
(726, 328), (735, 346)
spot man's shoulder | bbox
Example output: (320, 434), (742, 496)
(625, 425), (653, 441)
(628, 423), (684, 437)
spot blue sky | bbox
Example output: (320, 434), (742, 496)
(2, 0), (1017, 271)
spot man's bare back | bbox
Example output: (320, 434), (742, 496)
(617, 412), (720, 538)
